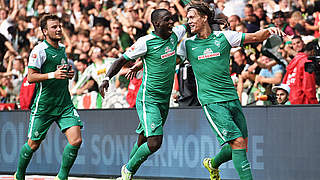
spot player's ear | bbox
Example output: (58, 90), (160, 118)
(42, 28), (48, 37)
(203, 15), (208, 23)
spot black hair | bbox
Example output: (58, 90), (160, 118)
(151, 9), (170, 27)
(273, 11), (284, 19)
(39, 14), (60, 34)
(292, 35), (302, 41)
(78, 59), (89, 66)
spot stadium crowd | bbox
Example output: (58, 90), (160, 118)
(0, 0), (320, 110)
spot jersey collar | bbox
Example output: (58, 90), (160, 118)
(44, 40), (62, 50)
(195, 32), (215, 40)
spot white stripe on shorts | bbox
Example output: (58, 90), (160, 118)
(203, 105), (226, 142)
(28, 82), (42, 138)
(142, 59), (148, 137)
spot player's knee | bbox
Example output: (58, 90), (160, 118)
(28, 139), (41, 151)
(229, 137), (246, 149)
(69, 137), (82, 147)
(147, 140), (162, 153)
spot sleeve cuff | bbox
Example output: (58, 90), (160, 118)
(123, 54), (135, 62)
(240, 33), (245, 47)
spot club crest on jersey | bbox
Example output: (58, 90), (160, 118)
(61, 58), (67, 64)
(214, 40), (221, 47)
(161, 46), (175, 59)
(32, 54), (37, 59)
(170, 37), (174, 45)
(198, 48), (220, 60)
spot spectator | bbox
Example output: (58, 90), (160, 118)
(271, 10), (295, 36)
(242, 4), (260, 33)
(253, 55), (284, 104)
(230, 48), (251, 77)
(272, 83), (291, 105)
(117, 3), (149, 41)
(228, 15), (241, 31)
(0, 76), (14, 103)
(282, 36), (318, 104)
(0, 0), (18, 43)
(264, 0), (292, 19)
(110, 20), (134, 52)
(254, 3), (271, 30)
(72, 59), (93, 95)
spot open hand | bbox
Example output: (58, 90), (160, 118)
(267, 27), (286, 37)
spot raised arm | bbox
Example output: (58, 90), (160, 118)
(243, 27), (286, 44)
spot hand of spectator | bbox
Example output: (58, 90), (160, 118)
(267, 27), (286, 37)
(76, 89), (84, 95)
(99, 78), (110, 98)
(255, 75), (266, 85)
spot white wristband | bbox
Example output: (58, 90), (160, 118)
(48, 72), (55, 79)
(103, 76), (110, 81)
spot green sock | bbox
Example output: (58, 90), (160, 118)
(129, 142), (139, 160)
(232, 149), (253, 180)
(16, 143), (34, 179)
(126, 142), (152, 174)
(57, 143), (80, 180)
(211, 144), (232, 168)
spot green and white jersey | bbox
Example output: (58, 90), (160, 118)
(123, 25), (186, 103)
(28, 40), (73, 115)
(177, 31), (245, 105)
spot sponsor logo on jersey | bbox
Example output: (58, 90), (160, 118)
(165, 46), (171, 53)
(97, 68), (106, 75)
(57, 58), (68, 69)
(161, 50), (176, 59)
(197, 48), (220, 60)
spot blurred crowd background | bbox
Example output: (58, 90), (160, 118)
(0, 0), (320, 110)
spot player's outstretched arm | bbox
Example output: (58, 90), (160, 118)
(244, 27), (286, 44)
(99, 56), (128, 98)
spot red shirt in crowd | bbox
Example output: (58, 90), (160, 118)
(282, 52), (318, 104)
